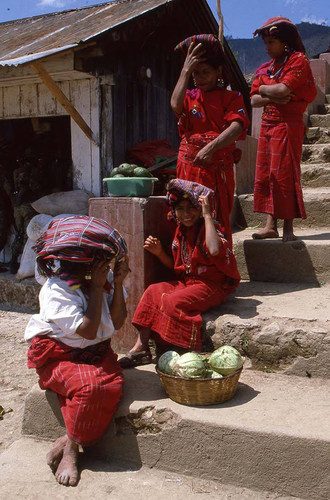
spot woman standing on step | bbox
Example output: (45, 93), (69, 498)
(250, 17), (317, 241)
(24, 216), (129, 486)
(171, 34), (249, 248)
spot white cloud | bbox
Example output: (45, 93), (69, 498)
(37, 0), (70, 7)
(301, 14), (328, 25)
(284, 0), (298, 5)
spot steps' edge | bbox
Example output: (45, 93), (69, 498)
(22, 377), (330, 500)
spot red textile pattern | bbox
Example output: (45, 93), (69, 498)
(175, 88), (249, 248)
(251, 52), (317, 219)
(132, 222), (240, 351)
(34, 216), (127, 264)
(27, 336), (123, 446)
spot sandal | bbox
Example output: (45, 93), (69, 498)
(119, 350), (152, 369)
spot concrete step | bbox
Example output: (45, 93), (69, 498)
(232, 228), (330, 285)
(326, 94), (330, 104)
(317, 103), (330, 114)
(302, 143), (330, 163)
(301, 163), (330, 187)
(0, 271), (39, 312)
(22, 367), (330, 499)
(0, 438), (293, 500)
(309, 114), (330, 127)
(203, 280), (330, 378)
(237, 188), (330, 229)
(304, 126), (330, 144)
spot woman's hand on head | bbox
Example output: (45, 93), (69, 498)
(113, 255), (130, 285)
(198, 195), (212, 217)
(144, 235), (163, 256)
(90, 259), (110, 289)
(183, 42), (206, 74)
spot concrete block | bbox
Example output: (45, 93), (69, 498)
(301, 163), (330, 188)
(21, 365), (330, 499)
(237, 189), (330, 228)
(302, 143), (330, 163)
(310, 113), (330, 127)
(232, 228), (330, 284)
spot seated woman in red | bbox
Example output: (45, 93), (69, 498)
(171, 34), (250, 248)
(119, 179), (240, 368)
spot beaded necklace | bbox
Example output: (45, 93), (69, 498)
(180, 236), (193, 274)
(267, 54), (288, 79)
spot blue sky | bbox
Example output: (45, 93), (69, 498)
(0, 0), (329, 38)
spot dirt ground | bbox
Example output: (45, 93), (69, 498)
(0, 309), (38, 453)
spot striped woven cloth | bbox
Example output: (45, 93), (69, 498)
(166, 179), (214, 220)
(174, 34), (223, 57)
(34, 216), (127, 265)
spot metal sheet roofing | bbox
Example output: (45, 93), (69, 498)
(0, 0), (175, 67)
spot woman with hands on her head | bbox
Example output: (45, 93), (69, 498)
(171, 34), (250, 248)
(119, 179), (240, 368)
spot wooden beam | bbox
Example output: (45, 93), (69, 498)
(30, 60), (98, 145)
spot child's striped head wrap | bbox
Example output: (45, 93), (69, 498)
(34, 216), (127, 277)
(166, 179), (214, 220)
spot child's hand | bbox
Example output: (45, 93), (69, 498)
(198, 195), (211, 217)
(183, 42), (206, 74)
(144, 235), (163, 256)
(113, 255), (130, 285)
(90, 259), (110, 288)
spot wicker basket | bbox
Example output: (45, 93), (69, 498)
(156, 367), (242, 406)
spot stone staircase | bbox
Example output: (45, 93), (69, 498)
(2, 57), (330, 500)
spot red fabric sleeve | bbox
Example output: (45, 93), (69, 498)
(280, 53), (317, 102)
(250, 76), (261, 96)
(222, 91), (249, 140)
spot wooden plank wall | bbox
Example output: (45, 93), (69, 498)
(0, 76), (101, 195)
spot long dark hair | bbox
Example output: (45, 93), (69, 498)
(261, 23), (305, 53)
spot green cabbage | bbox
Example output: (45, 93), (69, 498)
(157, 351), (180, 375)
(205, 369), (223, 379)
(208, 346), (244, 376)
(172, 352), (206, 379)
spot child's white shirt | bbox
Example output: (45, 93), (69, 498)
(24, 272), (127, 349)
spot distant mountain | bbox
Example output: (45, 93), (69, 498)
(227, 23), (330, 76)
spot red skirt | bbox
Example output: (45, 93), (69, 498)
(177, 136), (235, 248)
(254, 120), (306, 219)
(132, 277), (227, 351)
(27, 336), (124, 447)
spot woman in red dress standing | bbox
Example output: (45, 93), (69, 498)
(171, 35), (249, 248)
(250, 17), (317, 241)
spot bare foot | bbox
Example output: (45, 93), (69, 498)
(55, 439), (79, 486)
(252, 229), (279, 239)
(283, 219), (297, 242)
(46, 435), (68, 472)
(282, 231), (297, 242)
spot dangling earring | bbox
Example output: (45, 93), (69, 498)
(193, 78), (197, 87)
(284, 45), (289, 53)
(217, 77), (224, 87)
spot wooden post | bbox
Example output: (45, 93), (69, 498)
(30, 60), (98, 145)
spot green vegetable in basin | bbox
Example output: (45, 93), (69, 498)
(208, 346), (244, 376)
(158, 351), (180, 375)
(172, 352), (206, 379)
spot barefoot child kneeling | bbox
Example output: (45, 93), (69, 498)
(25, 216), (129, 486)
(119, 179), (240, 367)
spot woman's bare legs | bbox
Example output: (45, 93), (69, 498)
(54, 437), (79, 486)
(46, 434), (68, 472)
(128, 328), (151, 354)
(252, 214), (279, 239)
(283, 218), (297, 241)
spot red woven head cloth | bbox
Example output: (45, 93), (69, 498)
(166, 178), (214, 220)
(34, 216), (128, 265)
(253, 17), (305, 53)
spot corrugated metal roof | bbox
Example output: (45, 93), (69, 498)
(0, 0), (175, 67)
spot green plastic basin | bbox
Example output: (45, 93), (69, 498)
(103, 177), (158, 197)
